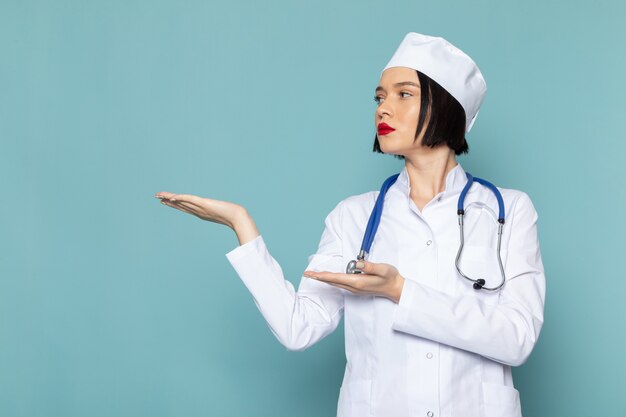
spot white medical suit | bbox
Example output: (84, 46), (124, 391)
(225, 163), (546, 417)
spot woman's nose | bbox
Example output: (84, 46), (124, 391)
(377, 102), (391, 119)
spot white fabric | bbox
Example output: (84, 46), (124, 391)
(382, 32), (487, 133)
(226, 162), (546, 417)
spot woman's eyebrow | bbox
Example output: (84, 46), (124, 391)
(375, 81), (420, 93)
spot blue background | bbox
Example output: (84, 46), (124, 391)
(1, 0), (625, 416)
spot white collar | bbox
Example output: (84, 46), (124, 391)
(395, 162), (468, 199)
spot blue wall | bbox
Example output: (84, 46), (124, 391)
(1, 0), (624, 416)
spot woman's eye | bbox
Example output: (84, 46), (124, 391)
(373, 92), (412, 104)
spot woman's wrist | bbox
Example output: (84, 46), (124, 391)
(232, 209), (260, 246)
(389, 274), (405, 304)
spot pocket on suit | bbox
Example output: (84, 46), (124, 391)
(481, 381), (521, 417)
(337, 379), (372, 417)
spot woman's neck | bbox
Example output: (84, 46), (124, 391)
(404, 148), (457, 206)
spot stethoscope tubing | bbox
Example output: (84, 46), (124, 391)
(346, 173), (399, 275)
(347, 171), (507, 291)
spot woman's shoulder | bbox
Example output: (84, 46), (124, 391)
(338, 190), (380, 213)
(340, 190), (379, 206)
(496, 185), (529, 202)
(324, 191), (378, 222)
(494, 186), (539, 221)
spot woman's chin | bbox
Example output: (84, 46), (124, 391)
(379, 146), (404, 157)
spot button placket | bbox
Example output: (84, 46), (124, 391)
(414, 342), (439, 417)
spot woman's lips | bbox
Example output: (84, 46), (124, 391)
(378, 123), (395, 135)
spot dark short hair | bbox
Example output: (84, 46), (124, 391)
(373, 70), (469, 159)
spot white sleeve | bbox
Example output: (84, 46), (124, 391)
(225, 201), (346, 351)
(391, 192), (546, 366)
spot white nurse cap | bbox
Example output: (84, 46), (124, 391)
(381, 32), (487, 133)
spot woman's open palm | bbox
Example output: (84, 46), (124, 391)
(155, 192), (244, 229)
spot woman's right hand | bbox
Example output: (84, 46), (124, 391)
(154, 192), (245, 229)
(154, 192), (260, 245)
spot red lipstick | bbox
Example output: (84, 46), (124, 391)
(377, 122), (395, 135)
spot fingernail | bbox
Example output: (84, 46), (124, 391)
(170, 198), (176, 202)
(356, 261), (365, 269)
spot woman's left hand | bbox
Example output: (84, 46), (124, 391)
(304, 261), (405, 303)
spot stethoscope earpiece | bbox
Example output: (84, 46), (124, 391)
(473, 279), (486, 290)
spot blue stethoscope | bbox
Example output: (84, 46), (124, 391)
(346, 172), (507, 291)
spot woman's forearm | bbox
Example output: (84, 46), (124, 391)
(232, 209), (261, 246)
(224, 203), (346, 352)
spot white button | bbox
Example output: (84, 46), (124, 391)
(426, 352), (433, 359)
(427, 412), (434, 417)
(426, 240), (432, 246)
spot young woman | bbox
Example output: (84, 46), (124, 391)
(155, 32), (546, 417)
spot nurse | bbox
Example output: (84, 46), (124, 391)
(155, 32), (546, 417)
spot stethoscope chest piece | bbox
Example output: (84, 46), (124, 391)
(346, 260), (362, 274)
(346, 249), (367, 274)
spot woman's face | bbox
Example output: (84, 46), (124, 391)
(374, 66), (426, 156)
